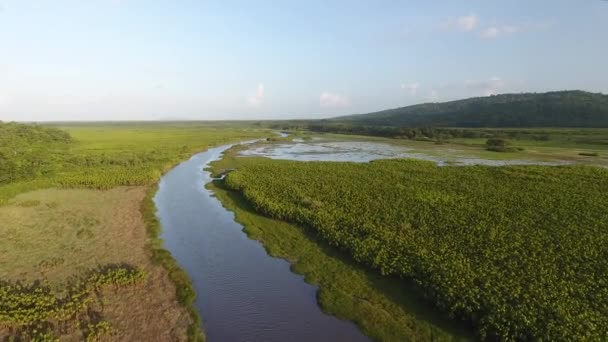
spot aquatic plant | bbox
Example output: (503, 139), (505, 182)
(223, 157), (608, 340)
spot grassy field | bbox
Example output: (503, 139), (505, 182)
(0, 187), (191, 340)
(0, 123), (267, 202)
(214, 139), (608, 341)
(0, 122), (268, 340)
(0, 188), (152, 285)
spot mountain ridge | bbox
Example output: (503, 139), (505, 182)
(331, 90), (608, 127)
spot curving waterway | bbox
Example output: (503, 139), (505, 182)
(154, 142), (369, 342)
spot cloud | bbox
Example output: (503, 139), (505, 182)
(479, 21), (552, 39)
(428, 89), (439, 100)
(401, 82), (420, 96)
(457, 15), (479, 31)
(443, 14), (479, 32)
(465, 77), (506, 96)
(246, 83), (264, 107)
(320, 92), (350, 107)
(480, 25), (520, 39)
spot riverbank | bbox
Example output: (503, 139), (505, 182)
(207, 146), (473, 341)
(156, 142), (369, 341)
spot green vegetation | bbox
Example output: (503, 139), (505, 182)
(0, 123), (71, 185)
(206, 176), (471, 341)
(0, 265), (144, 340)
(334, 91), (608, 127)
(0, 122), (266, 201)
(485, 138), (518, 152)
(84, 320), (112, 342)
(221, 157), (608, 340)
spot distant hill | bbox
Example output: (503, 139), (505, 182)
(334, 91), (608, 127)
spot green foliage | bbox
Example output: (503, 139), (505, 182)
(0, 122), (267, 200)
(0, 122), (71, 184)
(485, 138), (517, 152)
(0, 265), (145, 330)
(84, 320), (112, 342)
(334, 90), (608, 128)
(223, 158), (608, 340)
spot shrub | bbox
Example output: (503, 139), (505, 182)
(486, 138), (518, 152)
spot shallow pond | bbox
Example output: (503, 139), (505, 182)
(240, 140), (572, 166)
(154, 143), (368, 342)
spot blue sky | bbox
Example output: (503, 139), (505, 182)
(0, 0), (607, 121)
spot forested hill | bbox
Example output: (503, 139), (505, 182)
(334, 91), (608, 127)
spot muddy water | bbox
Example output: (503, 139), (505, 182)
(154, 143), (368, 342)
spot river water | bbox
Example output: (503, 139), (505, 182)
(154, 143), (368, 342)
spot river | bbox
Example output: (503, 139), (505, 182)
(153, 143), (368, 342)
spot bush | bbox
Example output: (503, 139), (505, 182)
(486, 138), (518, 152)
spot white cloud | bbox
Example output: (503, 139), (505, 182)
(479, 20), (552, 39)
(246, 83), (264, 107)
(428, 89), (439, 100)
(457, 15), (478, 32)
(444, 14), (479, 32)
(480, 25), (520, 39)
(480, 27), (500, 39)
(465, 77), (506, 96)
(320, 92), (350, 107)
(401, 82), (420, 96)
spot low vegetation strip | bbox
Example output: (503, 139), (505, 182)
(223, 157), (608, 340)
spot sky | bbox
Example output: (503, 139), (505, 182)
(0, 1), (607, 121)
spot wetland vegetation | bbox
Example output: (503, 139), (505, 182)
(216, 146), (608, 340)
(2, 117), (608, 341)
